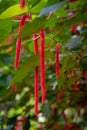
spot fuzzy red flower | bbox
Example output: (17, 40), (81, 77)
(69, 0), (77, 2)
(33, 34), (39, 115)
(20, 0), (26, 8)
(40, 29), (46, 104)
(14, 38), (22, 70)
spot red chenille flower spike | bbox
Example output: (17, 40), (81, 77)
(33, 34), (38, 55)
(69, 0), (77, 2)
(72, 70), (79, 90)
(14, 38), (22, 70)
(73, 81), (79, 90)
(15, 15), (29, 70)
(18, 14), (30, 33)
(40, 29), (46, 104)
(57, 91), (62, 101)
(20, 0), (26, 9)
(33, 34), (39, 115)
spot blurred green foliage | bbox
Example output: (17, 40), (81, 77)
(0, 0), (87, 129)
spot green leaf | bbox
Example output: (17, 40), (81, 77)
(58, 54), (76, 88)
(45, 16), (59, 27)
(0, 4), (28, 19)
(0, 19), (13, 42)
(45, 51), (54, 60)
(0, 0), (16, 14)
(64, 13), (87, 27)
(29, 0), (41, 8)
(11, 50), (54, 84)
(31, 0), (47, 13)
(41, 102), (51, 117)
(38, 0), (66, 17)
(81, 2), (87, 14)
(0, 54), (12, 65)
(63, 36), (82, 51)
(47, 0), (60, 6)
(61, 55), (76, 72)
(0, 75), (9, 87)
(0, 88), (10, 97)
(79, 56), (87, 70)
(11, 55), (39, 83)
(79, 111), (87, 128)
(19, 17), (46, 38)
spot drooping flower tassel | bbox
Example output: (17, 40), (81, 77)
(73, 81), (79, 90)
(69, 0), (77, 2)
(57, 91), (62, 101)
(40, 29), (46, 104)
(14, 116), (26, 130)
(14, 38), (22, 70)
(18, 14), (29, 33)
(20, 0), (26, 9)
(73, 70), (79, 90)
(14, 15), (28, 70)
(10, 83), (18, 93)
(33, 34), (38, 55)
(12, 15), (29, 92)
(63, 111), (67, 122)
(33, 34), (39, 115)
(55, 44), (60, 77)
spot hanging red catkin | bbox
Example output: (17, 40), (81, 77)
(57, 91), (62, 101)
(14, 38), (22, 70)
(63, 112), (67, 122)
(14, 116), (26, 130)
(14, 15), (29, 70)
(18, 14), (30, 33)
(10, 83), (18, 93)
(73, 81), (79, 90)
(40, 29), (46, 104)
(55, 44), (60, 77)
(33, 34), (39, 115)
(72, 70), (79, 90)
(20, 0), (26, 8)
(33, 34), (38, 55)
(69, 0), (77, 2)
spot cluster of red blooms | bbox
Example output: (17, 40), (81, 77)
(69, 0), (77, 2)
(12, 0), (60, 115)
(13, 0), (80, 116)
(14, 116), (26, 130)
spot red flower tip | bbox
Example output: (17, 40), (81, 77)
(33, 33), (39, 115)
(18, 14), (30, 33)
(70, 24), (77, 34)
(69, 0), (77, 2)
(10, 83), (18, 93)
(33, 34), (38, 55)
(20, 0), (26, 9)
(73, 81), (79, 90)
(40, 29), (46, 104)
(14, 38), (22, 70)
(57, 91), (62, 101)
